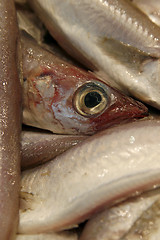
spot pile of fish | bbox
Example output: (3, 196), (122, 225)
(1, 0), (160, 239)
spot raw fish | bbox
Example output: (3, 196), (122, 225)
(22, 32), (148, 135)
(19, 120), (160, 234)
(21, 130), (87, 169)
(0, 1), (21, 239)
(80, 189), (160, 240)
(17, 6), (45, 43)
(28, 0), (160, 109)
(131, 0), (160, 27)
(16, 231), (77, 240)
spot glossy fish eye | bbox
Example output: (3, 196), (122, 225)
(73, 81), (109, 117)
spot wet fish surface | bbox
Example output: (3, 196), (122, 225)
(16, 231), (78, 240)
(122, 199), (160, 239)
(80, 188), (160, 240)
(21, 130), (87, 169)
(28, 0), (160, 109)
(16, 5), (45, 43)
(0, 1), (22, 239)
(21, 32), (148, 135)
(131, 0), (160, 27)
(19, 120), (160, 234)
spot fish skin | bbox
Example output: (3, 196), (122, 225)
(28, 0), (160, 58)
(131, 0), (160, 27)
(19, 120), (160, 234)
(0, 1), (21, 239)
(21, 32), (148, 135)
(21, 130), (87, 170)
(16, 7), (45, 44)
(16, 231), (78, 240)
(80, 189), (160, 240)
(123, 199), (160, 240)
(28, 0), (160, 109)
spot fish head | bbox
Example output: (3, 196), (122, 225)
(23, 64), (148, 135)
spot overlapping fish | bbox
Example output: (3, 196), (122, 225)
(80, 188), (160, 240)
(1, 0), (160, 239)
(19, 119), (160, 234)
(28, 0), (160, 109)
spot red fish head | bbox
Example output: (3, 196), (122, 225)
(23, 65), (148, 135)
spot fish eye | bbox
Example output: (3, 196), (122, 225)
(73, 81), (109, 117)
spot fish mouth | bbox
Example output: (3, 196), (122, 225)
(87, 94), (149, 134)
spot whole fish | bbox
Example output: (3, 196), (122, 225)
(21, 130), (87, 169)
(21, 32), (148, 135)
(19, 120), (160, 234)
(28, 0), (160, 109)
(80, 188), (160, 240)
(131, 0), (160, 27)
(0, 1), (21, 239)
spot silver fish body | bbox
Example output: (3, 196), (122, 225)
(28, 0), (160, 109)
(16, 231), (78, 240)
(21, 130), (87, 170)
(80, 189), (160, 240)
(19, 120), (160, 234)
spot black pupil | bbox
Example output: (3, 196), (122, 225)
(84, 91), (102, 108)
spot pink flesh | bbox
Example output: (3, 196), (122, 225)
(21, 33), (148, 135)
(0, 1), (21, 239)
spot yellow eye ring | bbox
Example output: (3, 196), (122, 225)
(73, 81), (109, 117)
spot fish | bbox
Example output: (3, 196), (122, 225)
(122, 201), (160, 239)
(19, 119), (160, 234)
(0, 1), (22, 239)
(16, 231), (78, 240)
(21, 31), (148, 135)
(80, 188), (160, 240)
(16, 4), (45, 44)
(28, 0), (160, 109)
(131, 0), (160, 27)
(21, 129), (87, 170)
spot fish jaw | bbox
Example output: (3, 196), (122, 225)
(28, 0), (160, 109)
(86, 89), (148, 133)
(19, 120), (160, 234)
